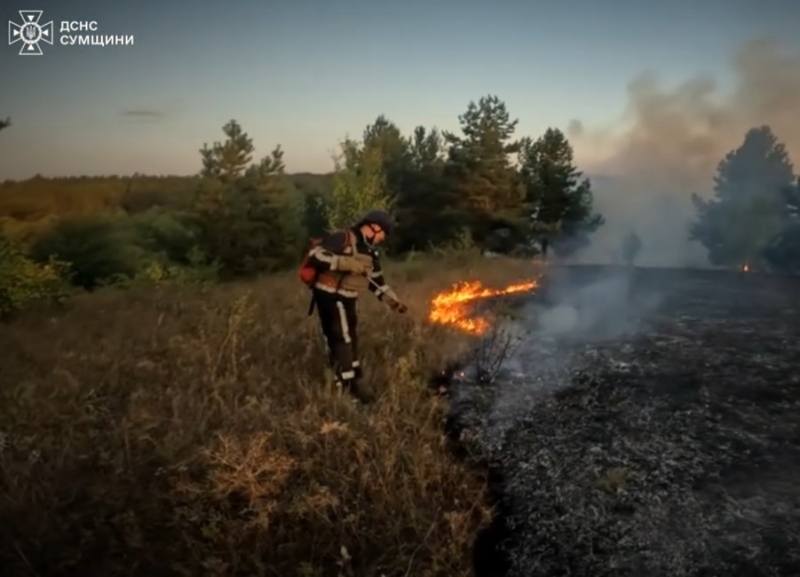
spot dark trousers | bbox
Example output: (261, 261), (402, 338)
(313, 289), (361, 383)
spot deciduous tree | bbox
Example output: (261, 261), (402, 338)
(325, 138), (393, 232)
(394, 126), (451, 251)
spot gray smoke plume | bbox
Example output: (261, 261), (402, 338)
(570, 39), (800, 267)
(475, 265), (665, 434)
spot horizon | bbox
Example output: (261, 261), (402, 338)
(2, 0), (800, 183)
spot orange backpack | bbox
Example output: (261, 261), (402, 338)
(298, 231), (354, 288)
(298, 238), (322, 287)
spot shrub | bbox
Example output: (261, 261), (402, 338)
(128, 207), (200, 266)
(128, 259), (220, 288)
(0, 235), (71, 319)
(29, 215), (149, 289)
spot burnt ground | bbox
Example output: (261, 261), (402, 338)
(448, 265), (800, 577)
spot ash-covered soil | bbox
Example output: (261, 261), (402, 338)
(450, 266), (800, 577)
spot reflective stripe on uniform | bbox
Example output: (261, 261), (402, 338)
(314, 281), (358, 298)
(309, 245), (340, 270)
(335, 301), (352, 343)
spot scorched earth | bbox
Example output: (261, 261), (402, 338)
(448, 265), (800, 577)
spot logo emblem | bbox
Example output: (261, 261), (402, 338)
(8, 10), (53, 55)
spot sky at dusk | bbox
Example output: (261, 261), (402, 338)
(1, 0), (799, 180)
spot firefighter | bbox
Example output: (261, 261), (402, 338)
(540, 236), (549, 260)
(304, 210), (407, 403)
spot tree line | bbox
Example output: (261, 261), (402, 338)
(2, 97), (800, 317)
(0, 96), (603, 291)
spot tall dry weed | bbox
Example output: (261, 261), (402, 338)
(0, 254), (533, 576)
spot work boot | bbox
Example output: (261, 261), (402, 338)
(339, 378), (374, 404)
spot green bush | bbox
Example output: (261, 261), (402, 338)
(29, 215), (149, 289)
(128, 207), (200, 265)
(0, 235), (72, 319)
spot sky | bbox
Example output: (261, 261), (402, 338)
(2, 0), (799, 181)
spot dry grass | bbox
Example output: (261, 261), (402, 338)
(0, 252), (535, 577)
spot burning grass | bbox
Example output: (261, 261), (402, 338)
(429, 279), (539, 335)
(0, 251), (537, 577)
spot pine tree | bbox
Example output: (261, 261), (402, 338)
(442, 96), (527, 249)
(193, 121), (300, 276)
(199, 120), (254, 184)
(518, 128), (603, 256)
(690, 126), (795, 268)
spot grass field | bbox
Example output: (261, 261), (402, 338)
(0, 252), (537, 577)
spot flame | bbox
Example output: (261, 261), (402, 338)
(741, 262), (750, 273)
(429, 279), (538, 335)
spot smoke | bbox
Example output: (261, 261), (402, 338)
(478, 266), (665, 432)
(534, 267), (663, 341)
(570, 38), (800, 267)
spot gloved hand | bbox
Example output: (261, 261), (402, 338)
(386, 296), (408, 314)
(338, 255), (372, 275)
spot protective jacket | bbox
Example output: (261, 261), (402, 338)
(306, 227), (399, 303)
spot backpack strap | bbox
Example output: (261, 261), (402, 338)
(344, 229), (355, 251)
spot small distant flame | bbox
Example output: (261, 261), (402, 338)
(741, 263), (750, 273)
(429, 279), (538, 335)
